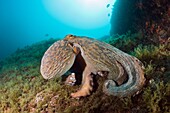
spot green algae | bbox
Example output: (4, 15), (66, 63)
(143, 81), (170, 113)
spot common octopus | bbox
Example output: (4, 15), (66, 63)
(40, 34), (145, 98)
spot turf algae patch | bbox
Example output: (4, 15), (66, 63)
(143, 81), (170, 113)
(104, 31), (144, 53)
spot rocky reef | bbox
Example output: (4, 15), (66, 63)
(0, 0), (169, 112)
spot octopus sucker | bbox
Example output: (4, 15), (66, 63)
(40, 34), (145, 98)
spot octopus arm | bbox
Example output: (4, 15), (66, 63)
(83, 38), (145, 97)
(103, 55), (145, 97)
(97, 41), (145, 97)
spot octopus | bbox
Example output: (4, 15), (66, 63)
(40, 34), (145, 98)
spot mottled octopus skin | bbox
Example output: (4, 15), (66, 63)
(40, 35), (145, 98)
(40, 40), (77, 79)
(64, 35), (145, 98)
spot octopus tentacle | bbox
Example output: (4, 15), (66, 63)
(71, 43), (96, 98)
(71, 64), (94, 98)
(103, 55), (145, 97)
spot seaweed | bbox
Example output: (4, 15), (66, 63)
(143, 81), (170, 113)
(104, 31), (144, 53)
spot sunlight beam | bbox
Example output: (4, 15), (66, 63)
(42, 0), (116, 29)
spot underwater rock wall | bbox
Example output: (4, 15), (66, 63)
(110, 0), (170, 41)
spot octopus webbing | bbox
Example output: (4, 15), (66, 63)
(40, 34), (145, 98)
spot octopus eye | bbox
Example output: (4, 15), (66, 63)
(64, 34), (76, 41)
(69, 34), (73, 37)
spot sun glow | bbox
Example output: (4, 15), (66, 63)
(42, 0), (116, 29)
(79, 0), (105, 9)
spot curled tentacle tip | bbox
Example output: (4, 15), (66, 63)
(103, 80), (117, 95)
(104, 80), (117, 89)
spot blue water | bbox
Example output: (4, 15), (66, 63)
(0, 0), (114, 60)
